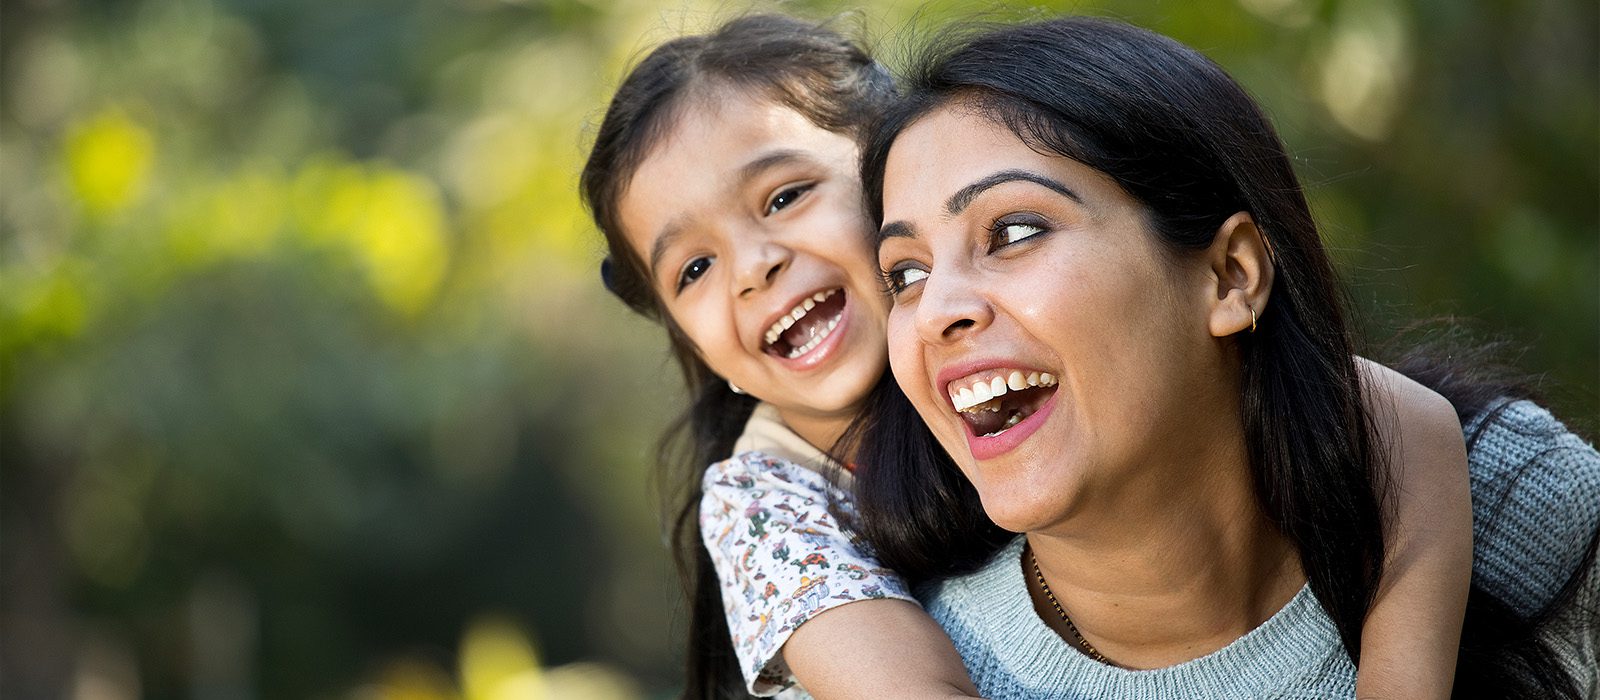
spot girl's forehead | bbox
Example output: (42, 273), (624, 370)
(616, 93), (860, 265)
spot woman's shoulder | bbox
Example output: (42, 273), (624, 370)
(917, 537), (1029, 628)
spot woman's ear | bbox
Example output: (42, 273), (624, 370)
(1204, 212), (1274, 338)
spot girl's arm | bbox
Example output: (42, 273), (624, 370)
(1354, 359), (1473, 700)
(700, 453), (981, 699)
(784, 598), (980, 699)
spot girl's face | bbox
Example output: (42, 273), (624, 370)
(875, 104), (1234, 533)
(617, 92), (890, 435)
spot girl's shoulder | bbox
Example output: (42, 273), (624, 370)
(703, 449), (850, 497)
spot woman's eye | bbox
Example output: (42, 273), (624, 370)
(677, 256), (714, 290)
(765, 184), (814, 215)
(989, 217), (1048, 249)
(881, 265), (929, 295)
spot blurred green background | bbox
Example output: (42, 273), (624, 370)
(1, 0), (1594, 698)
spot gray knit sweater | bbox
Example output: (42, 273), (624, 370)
(921, 401), (1600, 699)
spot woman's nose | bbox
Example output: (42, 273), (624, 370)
(915, 267), (992, 345)
(733, 241), (791, 298)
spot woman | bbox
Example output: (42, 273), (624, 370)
(857, 16), (1598, 698)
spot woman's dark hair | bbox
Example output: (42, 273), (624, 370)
(853, 17), (1592, 696)
(578, 14), (894, 699)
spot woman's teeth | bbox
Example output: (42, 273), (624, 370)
(950, 370), (1057, 412)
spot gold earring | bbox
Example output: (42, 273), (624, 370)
(1249, 305), (1257, 334)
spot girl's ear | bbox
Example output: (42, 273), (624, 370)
(1203, 212), (1274, 338)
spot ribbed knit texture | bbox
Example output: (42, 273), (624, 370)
(1465, 401), (1600, 616)
(920, 400), (1600, 698)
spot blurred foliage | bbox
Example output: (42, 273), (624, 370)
(0, 0), (1593, 698)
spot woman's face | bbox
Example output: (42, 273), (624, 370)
(617, 91), (890, 428)
(875, 103), (1232, 533)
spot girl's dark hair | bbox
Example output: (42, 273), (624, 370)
(853, 17), (1591, 697)
(578, 14), (894, 699)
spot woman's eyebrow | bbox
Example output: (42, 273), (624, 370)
(945, 168), (1081, 215)
(877, 220), (915, 244)
(876, 168), (1081, 247)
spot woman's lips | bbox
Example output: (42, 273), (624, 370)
(962, 390), (1058, 461)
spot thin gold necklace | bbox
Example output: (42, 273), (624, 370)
(1028, 546), (1114, 666)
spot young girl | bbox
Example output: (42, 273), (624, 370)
(580, 14), (1479, 699)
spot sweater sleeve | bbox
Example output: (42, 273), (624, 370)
(1465, 400), (1600, 616)
(699, 452), (917, 697)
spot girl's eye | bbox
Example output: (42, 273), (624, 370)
(988, 216), (1049, 250)
(880, 265), (929, 295)
(765, 184), (814, 215)
(677, 256), (714, 291)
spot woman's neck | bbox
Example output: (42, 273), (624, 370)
(1024, 445), (1305, 670)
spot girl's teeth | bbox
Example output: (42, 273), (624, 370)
(780, 308), (843, 359)
(765, 289), (841, 347)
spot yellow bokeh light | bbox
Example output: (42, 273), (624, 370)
(459, 617), (543, 700)
(355, 169), (450, 317)
(64, 108), (155, 215)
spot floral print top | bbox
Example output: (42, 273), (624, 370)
(700, 447), (916, 697)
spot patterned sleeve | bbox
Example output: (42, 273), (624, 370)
(699, 451), (918, 697)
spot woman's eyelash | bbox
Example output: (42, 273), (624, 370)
(985, 215), (1050, 249)
(878, 265), (928, 295)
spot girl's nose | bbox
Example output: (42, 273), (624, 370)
(733, 240), (791, 298)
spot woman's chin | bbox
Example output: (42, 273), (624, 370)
(975, 483), (1074, 535)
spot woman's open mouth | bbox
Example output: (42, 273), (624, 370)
(763, 288), (847, 360)
(948, 369), (1058, 438)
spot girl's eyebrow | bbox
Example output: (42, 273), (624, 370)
(737, 149), (812, 184)
(648, 221), (687, 275)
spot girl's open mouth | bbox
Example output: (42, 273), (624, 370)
(948, 370), (1058, 438)
(763, 288), (846, 360)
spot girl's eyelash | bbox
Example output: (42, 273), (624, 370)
(676, 256), (713, 292)
(766, 183), (816, 215)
